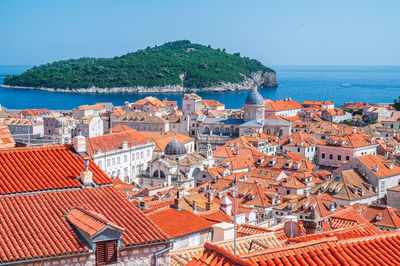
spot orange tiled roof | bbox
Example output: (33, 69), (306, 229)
(287, 223), (380, 243)
(280, 131), (320, 147)
(303, 100), (333, 106)
(74, 103), (105, 111)
(187, 242), (253, 266)
(147, 207), (214, 239)
(19, 108), (51, 117)
(237, 224), (273, 237)
(202, 99), (225, 107)
(320, 132), (376, 149)
(242, 232), (400, 265)
(139, 131), (193, 152)
(197, 208), (233, 223)
(264, 99), (302, 111)
(0, 186), (168, 264)
(352, 203), (400, 229)
(356, 154), (400, 178)
(0, 145), (111, 195)
(0, 123), (15, 149)
(66, 206), (125, 237)
(87, 130), (150, 154)
(108, 124), (134, 133)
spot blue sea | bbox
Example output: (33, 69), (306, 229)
(0, 65), (399, 110)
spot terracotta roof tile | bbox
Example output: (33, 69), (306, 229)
(87, 130), (150, 154)
(0, 123), (15, 149)
(147, 207), (214, 239)
(0, 186), (167, 263)
(356, 154), (400, 178)
(264, 99), (302, 111)
(0, 145), (111, 195)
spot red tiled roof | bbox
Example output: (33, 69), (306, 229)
(0, 186), (168, 263)
(352, 203), (400, 229)
(264, 99), (302, 111)
(187, 242), (253, 266)
(356, 154), (400, 178)
(243, 232), (400, 265)
(108, 124), (134, 133)
(287, 223), (380, 243)
(0, 123), (15, 149)
(280, 131), (320, 147)
(66, 206), (125, 237)
(19, 108), (51, 117)
(237, 224), (273, 237)
(197, 209), (233, 223)
(87, 130), (150, 154)
(139, 131), (193, 152)
(0, 145), (111, 195)
(147, 207), (214, 239)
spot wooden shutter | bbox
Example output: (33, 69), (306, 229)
(96, 240), (117, 265)
(96, 242), (106, 265)
(106, 240), (117, 263)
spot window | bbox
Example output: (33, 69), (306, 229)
(96, 240), (117, 265)
(107, 159), (110, 167)
(297, 148), (300, 153)
(98, 161), (102, 168)
(112, 158), (115, 166)
(117, 157), (120, 164)
(147, 150), (150, 157)
(140, 151), (144, 158)
(124, 155), (127, 163)
(132, 153), (135, 161)
(381, 181), (385, 192)
(346, 156), (350, 161)
(329, 154), (333, 160)
(322, 153), (325, 159)
(338, 155), (341, 161)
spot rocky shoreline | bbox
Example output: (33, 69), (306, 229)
(1, 71), (278, 94)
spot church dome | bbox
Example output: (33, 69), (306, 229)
(244, 88), (264, 105)
(164, 137), (187, 155)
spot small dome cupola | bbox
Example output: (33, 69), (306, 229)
(164, 136), (187, 155)
(244, 87), (264, 105)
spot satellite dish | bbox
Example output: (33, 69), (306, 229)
(284, 221), (301, 238)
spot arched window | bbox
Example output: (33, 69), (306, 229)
(153, 170), (166, 178)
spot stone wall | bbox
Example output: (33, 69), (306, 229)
(23, 243), (171, 266)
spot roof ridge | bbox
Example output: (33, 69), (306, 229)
(240, 236), (339, 259)
(203, 242), (253, 266)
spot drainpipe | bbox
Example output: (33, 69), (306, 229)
(154, 245), (172, 266)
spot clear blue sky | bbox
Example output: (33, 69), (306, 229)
(0, 0), (399, 66)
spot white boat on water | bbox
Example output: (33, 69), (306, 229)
(341, 83), (351, 86)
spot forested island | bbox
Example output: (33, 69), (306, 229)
(3, 40), (278, 93)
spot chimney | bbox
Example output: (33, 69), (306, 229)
(80, 157), (93, 187)
(73, 135), (86, 153)
(304, 190), (310, 198)
(122, 141), (128, 149)
(192, 200), (197, 213)
(173, 191), (183, 210)
(211, 222), (235, 242)
(220, 195), (232, 215)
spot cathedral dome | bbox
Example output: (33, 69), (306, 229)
(164, 137), (187, 155)
(244, 88), (264, 105)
